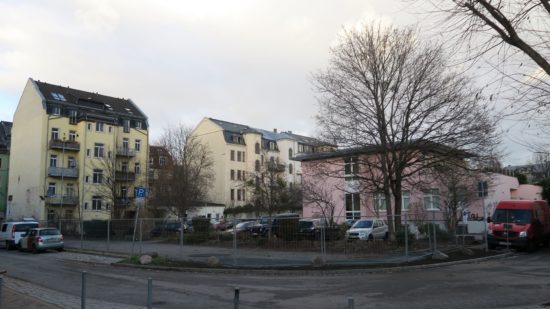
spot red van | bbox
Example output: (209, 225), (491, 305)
(488, 200), (550, 251)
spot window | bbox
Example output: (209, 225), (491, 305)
(237, 151), (241, 162)
(51, 92), (66, 101)
(136, 121), (142, 129)
(48, 182), (56, 196)
(85, 176), (90, 183)
(92, 196), (102, 210)
(121, 162), (128, 172)
(93, 169), (103, 184)
(269, 141), (275, 150)
(230, 189), (235, 201)
(47, 209), (56, 221)
(51, 128), (59, 141)
(159, 156), (166, 166)
(255, 160), (260, 172)
(237, 189), (242, 201)
(52, 106), (61, 115)
(402, 191), (410, 211)
(86, 149), (90, 157)
(149, 157), (154, 165)
(288, 164), (293, 174)
(424, 189), (440, 210)
(94, 143), (104, 158)
(374, 192), (387, 212)
(69, 130), (77, 142)
(344, 157), (359, 180)
(345, 193), (361, 220)
(123, 119), (130, 133)
(66, 184), (74, 196)
(255, 143), (260, 154)
(230, 170), (235, 180)
(108, 126), (113, 133)
(237, 170), (242, 180)
(135, 140), (141, 152)
(84, 202), (88, 210)
(87, 123), (92, 131)
(135, 162), (141, 174)
(69, 110), (77, 124)
(288, 148), (293, 158)
(96, 122), (104, 132)
(230, 150), (235, 161)
(49, 155), (58, 167)
(121, 186), (128, 198)
(122, 138), (129, 149)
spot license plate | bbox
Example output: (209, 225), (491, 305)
(498, 241), (511, 246)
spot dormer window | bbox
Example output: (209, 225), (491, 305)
(51, 92), (66, 101)
(51, 106), (61, 115)
(136, 121), (142, 129)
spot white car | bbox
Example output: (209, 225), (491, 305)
(345, 218), (388, 241)
(0, 220), (40, 250)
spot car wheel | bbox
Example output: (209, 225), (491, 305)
(32, 244), (38, 254)
(57, 247), (64, 252)
(383, 232), (389, 241)
(5, 241), (11, 250)
(368, 234), (374, 241)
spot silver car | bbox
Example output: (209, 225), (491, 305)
(345, 218), (388, 241)
(19, 228), (64, 252)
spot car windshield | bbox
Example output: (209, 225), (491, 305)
(352, 220), (373, 228)
(14, 223), (39, 232)
(39, 229), (61, 236)
(492, 209), (532, 224)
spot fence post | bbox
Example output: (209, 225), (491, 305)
(0, 276), (3, 309)
(432, 211), (437, 252)
(107, 219), (110, 252)
(180, 218), (184, 251)
(232, 217), (237, 266)
(347, 297), (354, 309)
(81, 271), (87, 309)
(147, 277), (153, 309)
(404, 213), (409, 263)
(234, 287), (240, 309)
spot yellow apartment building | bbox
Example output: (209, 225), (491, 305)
(191, 117), (334, 210)
(7, 78), (149, 221)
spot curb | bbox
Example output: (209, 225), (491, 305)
(110, 251), (515, 276)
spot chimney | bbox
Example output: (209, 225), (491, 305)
(273, 128), (277, 133)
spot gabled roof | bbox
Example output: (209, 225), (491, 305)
(0, 121), (12, 153)
(34, 80), (147, 120)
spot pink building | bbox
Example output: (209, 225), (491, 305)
(295, 149), (475, 227)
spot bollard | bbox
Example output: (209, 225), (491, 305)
(234, 287), (240, 309)
(347, 297), (354, 309)
(81, 271), (87, 309)
(107, 219), (110, 252)
(147, 277), (153, 309)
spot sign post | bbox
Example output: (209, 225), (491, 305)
(478, 181), (489, 252)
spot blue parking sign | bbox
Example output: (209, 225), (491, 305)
(135, 187), (146, 198)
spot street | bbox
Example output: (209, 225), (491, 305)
(1, 248), (549, 308)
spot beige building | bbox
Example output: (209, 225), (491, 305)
(7, 78), (148, 221)
(191, 117), (334, 209)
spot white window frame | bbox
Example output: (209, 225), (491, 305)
(94, 143), (104, 158)
(402, 191), (410, 211)
(374, 192), (387, 212)
(423, 188), (440, 210)
(345, 193), (361, 220)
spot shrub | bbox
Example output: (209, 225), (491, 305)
(419, 223), (452, 241)
(395, 228), (415, 245)
(192, 217), (211, 235)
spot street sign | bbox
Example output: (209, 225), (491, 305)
(135, 187), (146, 198)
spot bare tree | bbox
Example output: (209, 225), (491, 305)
(150, 125), (214, 218)
(302, 180), (341, 226)
(421, 0), (550, 125)
(246, 154), (288, 217)
(313, 23), (499, 239)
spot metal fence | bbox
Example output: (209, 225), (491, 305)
(20, 212), (483, 264)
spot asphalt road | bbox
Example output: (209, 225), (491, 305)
(1, 248), (549, 308)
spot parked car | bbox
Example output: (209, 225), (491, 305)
(0, 220), (40, 250)
(225, 221), (263, 236)
(150, 221), (187, 237)
(264, 213), (300, 237)
(298, 219), (342, 240)
(345, 218), (388, 241)
(19, 228), (64, 252)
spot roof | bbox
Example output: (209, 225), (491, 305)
(0, 121), (12, 153)
(33, 79), (147, 120)
(208, 117), (331, 146)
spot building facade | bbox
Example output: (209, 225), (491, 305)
(191, 117), (333, 209)
(7, 78), (148, 221)
(0, 121), (12, 221)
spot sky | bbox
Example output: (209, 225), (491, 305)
(0, 0), (535, 166)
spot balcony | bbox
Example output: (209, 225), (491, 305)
(49, 140), (80, 152)
(116, 147), (136, 157)
(115, 171), (136, 181)
(48, 167), (79, 178)
(46, 195), (79, 206)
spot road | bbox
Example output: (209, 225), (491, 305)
(1, 248), (549, 308)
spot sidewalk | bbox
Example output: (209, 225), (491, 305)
(1, 280), (60, 309)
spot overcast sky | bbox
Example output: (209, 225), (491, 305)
(0, 0), (534, 166)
